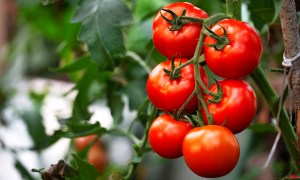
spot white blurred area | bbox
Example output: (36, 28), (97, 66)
(0, 78), (134, 179)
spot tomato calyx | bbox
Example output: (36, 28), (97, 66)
(163, 57), (182, 80)
(203, 25), (230, 50)
(160, 8), (204, 31)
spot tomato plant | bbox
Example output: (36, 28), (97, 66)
(153, 2), (209, 59)
(202, 79), (257, 134)
(182, 125), (240, 178)
(203, 19), (263, 79)
(146, 58), (208, 113)
(148, 114), (193, 159)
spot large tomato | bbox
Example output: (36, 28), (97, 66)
(146, 58), (208, 113)
(148, 114), (193, 159)
(202, 79), (257, 134)
(203, 19), (263, 78)
(153, 2), (209, 59)
(182, 125), (240, 178)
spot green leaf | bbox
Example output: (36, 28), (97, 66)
(54, 120), (107, 138)
(248, 123), (276, 133)
(51, 56), (91, 73)
(72, 154), (100, 180)
(246, 0), (281, 32)
(107, 83), (124, 125)
(21, 94), (60, 150)
(72, 0), (133, 70)
(15, 159), (35, 180)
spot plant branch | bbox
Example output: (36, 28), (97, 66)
(280, 0), (300, 167)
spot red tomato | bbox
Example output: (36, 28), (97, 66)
(74, 135), (97, 151)
(203, 19), (263, 78)
(87, 142), (108, 172)
(153, 2), (209, 59)
(148, 114), (193, 159)
(182, 125), (240, 178)
(202, 79), (257, 134)
(146, 58), (208, 113)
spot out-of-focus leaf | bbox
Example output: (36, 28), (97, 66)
(72, 64), (101, 120)
(54, 120), (107, 138)
(21, 93), (60, 150)
(72, 0), (133, 70)
(71, 154), (100, 180)
(246, 0), (281, 32)
(122, 61), (148, 110)
(248, 123), (276, 133)
(107, 83), (124, 125)
(15, 159), (35, 180)
(51, 56), (91, 73)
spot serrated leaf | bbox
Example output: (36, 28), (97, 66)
(72, 0), (133, 70)
(72, 154), (100, 180)
(248, 123), (276, 133)
(51, 56), (91, 73)
(54, 120), (107, 138)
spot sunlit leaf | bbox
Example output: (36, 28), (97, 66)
(51, 56), (91, 73)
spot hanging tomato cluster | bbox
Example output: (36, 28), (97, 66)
(146, 1), (262, 178)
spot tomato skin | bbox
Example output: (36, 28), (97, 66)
(202, 79), (257, 134)
(153, 2), (209, 59)
(146, 58), (208, 113)
(87, 142), (108, 172)
(148, 114), (193, 159)
(204, 19), (263, 78)
(74, 135), (108, 172)
(182, 125), (240, 178)
(74, 135), (97, 151)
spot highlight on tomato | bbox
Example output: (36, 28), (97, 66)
(202, 79), (257, 134)
(153, 2), (209, 59)
(148, 114), (194, 159)
(146, 58), (208, 113)
(203, 19), (263, 79)
(182, 125), (240, 178)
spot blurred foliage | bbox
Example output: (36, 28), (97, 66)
(0, 0), (297, 179)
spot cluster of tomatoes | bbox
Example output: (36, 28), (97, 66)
(146, 2), (262, 178)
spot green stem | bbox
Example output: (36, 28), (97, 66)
(250, 67), (298, 164)
(226, 0), (242, 20)
(124, 107), (156, 180)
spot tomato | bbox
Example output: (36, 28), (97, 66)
(182, 125), (240, 178)
(74, 135), (97, 151)
(203, 19), (263, 78)
(202, 79), (257, 134)
(87, 142), (108, 172)
(146, 58), (208, 113)
(153, 2), (209, 59)
(148, 114), (193, 159)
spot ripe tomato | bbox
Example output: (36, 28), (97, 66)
(146, 58), (208, 113)
(74, 135), (97, 151)
(182, 125), (240, 178)
(153, 2), (209, 59)
(202, 79), (257, 134)
(148, 114), (193, 159)
(87, 142), (108, 172)
(203, 19), (263, 78)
